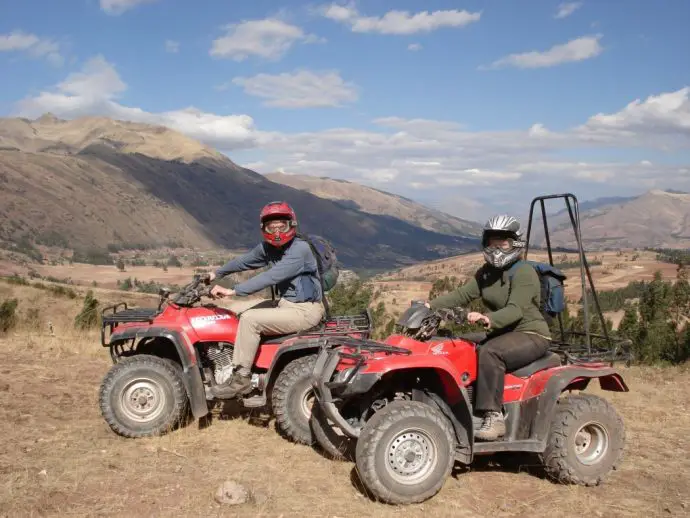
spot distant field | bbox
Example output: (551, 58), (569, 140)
(0, 258), (224, 291)
(0, 248), (679, 330)
(372, 250), (679, 322)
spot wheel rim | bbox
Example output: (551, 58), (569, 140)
(574, 421), (609, 465)
(384, 428), (438, 485)
(120, 377), (167, 423)
(300, 387), (314, 420)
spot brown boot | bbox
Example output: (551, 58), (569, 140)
(474, 411), (506, 441)
(210, 370), (253, 399)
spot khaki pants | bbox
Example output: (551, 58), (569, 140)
(226, 298), (325, 369)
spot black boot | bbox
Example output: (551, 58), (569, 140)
(210, 369), (253, 399)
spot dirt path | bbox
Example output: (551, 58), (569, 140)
(1, 337), (688, 517)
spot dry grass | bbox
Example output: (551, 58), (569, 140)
(1, 283), (688, 517)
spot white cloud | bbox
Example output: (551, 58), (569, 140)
(579, 87), (690, 138)
(12, 57), (690, 212)
(555, 2), (583, 19)
(232, 69), (359, 108)
(408, 43), (422, 51)
(165, 40), (180, 53)
(483, 34), (603, 70)
(100, 0), (158, 15)
(210, 18), (323, 61)
(0, 30), (63, 66)
(319, 3), (481, 34)
(14, 56), (256, 150)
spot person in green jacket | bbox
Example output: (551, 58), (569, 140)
(428, 214), (551, 441)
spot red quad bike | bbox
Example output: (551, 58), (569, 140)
(97, 274), (372, 444)
(308, 194), (634, 505)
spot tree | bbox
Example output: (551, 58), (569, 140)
(74, 291), (99, 330)
(617, 304), (639, 342)
(327, 280), (374, 316)
(116, 258), (126, 272)
(670, 264), (690, 326)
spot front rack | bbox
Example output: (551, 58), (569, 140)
(100, 303), (160, 347)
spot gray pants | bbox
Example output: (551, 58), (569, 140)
(476, 331), (550, 412)
(226, 298), (325, 369)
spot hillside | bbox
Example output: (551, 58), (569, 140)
(266, 172), (482, 237)
(529, 190), (690, 250)
(0, 115), (478, 269)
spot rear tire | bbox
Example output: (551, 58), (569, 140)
(541, 394), (625, 486)
(355, 400), (455, 505)
(99, 354), (189, 438)
(271, 354), (317, 445)
(310, 404), (357, 461)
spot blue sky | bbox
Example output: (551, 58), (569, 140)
(2, 0), (689, 221)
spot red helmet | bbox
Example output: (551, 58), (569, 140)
(260, 201), (297, 247)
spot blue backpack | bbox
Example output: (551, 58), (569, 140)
(509, 260), (567, 322)
(299, 234), (339, 292)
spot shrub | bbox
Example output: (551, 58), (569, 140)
(74, 291), (100, 330)
(0, 299), (18, 333)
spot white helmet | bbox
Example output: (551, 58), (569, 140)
(481, 214), (526, 268)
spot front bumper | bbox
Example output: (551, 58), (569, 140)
(310, 337), (411, 438)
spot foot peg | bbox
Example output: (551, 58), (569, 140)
(242, 394), (267, 408)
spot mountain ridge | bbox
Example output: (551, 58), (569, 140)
(529, 190), (690, 250)
(0, 115), (478, 269)
(265, 172), (482, 237)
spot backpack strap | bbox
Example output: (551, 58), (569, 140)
(297, 232), (330, 320)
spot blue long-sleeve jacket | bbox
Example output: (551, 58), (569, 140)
(214, 238), (322, 302)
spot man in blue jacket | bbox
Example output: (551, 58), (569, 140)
(206, 201), (325, 399)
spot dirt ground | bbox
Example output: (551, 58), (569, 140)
(1, 282), (689, 517)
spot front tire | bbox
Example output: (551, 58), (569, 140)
(271, 354), (317, 445)
(99, 355), (189, 438)
(355, 400), (455, 505)
(542, 394), (625, 486)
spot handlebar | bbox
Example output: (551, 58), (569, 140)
(167, 273), (215, 307)
(408, 306), (469, 340)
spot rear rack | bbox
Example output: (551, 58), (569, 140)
(321, 311), (372, 336)
(550, 336), (633, 366)
(100, 303), (160, 347)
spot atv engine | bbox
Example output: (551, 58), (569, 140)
(199, 342), (235, 384)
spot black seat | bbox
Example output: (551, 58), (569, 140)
(259, 322), (325, 345)
(510, 351), (562, 378)
(260, 332), (300, 344)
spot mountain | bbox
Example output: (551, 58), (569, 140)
(265, 172), (482, 237)
(0, 115), (479, 269)
(554, 195), (637, 215)
(529, 190), (690, 250)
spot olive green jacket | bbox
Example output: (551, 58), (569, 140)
(429, 262), (551, 339)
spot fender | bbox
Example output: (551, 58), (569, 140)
(411, 387), (473, 465)
(109, 326), (208, 419)
(531, 366), (628, 443)
(260, 337), (323, 377)
(361, 355), (466, 406)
